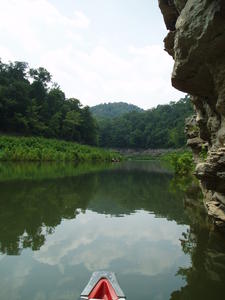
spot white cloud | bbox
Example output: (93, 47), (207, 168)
(0, 46), (14, 62)
(34, 211), (189, 276)
(0, 0), (184, 109)
(0, 259), (32, 299)
(40, 44), (184, 109)
(0, 0), (90, 57)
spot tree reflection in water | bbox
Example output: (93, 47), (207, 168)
(0, 174), (94, 254)
(0, 161), (186, 255)
(171, 175), (225, 300)
(0, 161), (225, 300)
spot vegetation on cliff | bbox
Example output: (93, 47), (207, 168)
(162, 151), (194, 176)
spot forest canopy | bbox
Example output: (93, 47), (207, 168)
(0, 60), (97, 145)
(95, 97), (193, 149)
(0, 59), (193, 150)
(90, 102), (143, 119)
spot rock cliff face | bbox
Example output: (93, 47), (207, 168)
(159, 0), (225, 228)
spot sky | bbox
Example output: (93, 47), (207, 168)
(0, 0), (184, 109)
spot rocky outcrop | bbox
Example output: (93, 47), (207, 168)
(159, 0), (225, 228)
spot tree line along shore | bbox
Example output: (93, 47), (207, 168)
(0, 59), (193, 162)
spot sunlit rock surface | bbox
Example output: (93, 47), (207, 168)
(159, 0), (225, 227)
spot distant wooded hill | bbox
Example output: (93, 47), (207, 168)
(94, 96), (193, 149)
(90, 102), (143, 119)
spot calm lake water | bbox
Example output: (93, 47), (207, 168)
(0, 161), (225, 300)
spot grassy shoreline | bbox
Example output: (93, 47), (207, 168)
(0, 136), (121, 162)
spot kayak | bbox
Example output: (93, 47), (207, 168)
(80, 271), (126, 300)
(80, 271), (125, 300)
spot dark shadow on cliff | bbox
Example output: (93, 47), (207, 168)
(170, 178), (225, 300)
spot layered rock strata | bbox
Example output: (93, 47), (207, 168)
(159, 0), (225, 227)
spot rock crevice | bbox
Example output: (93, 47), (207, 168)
(159, 0), (225, 227)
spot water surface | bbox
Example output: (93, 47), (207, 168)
(0, 161), (225, 300)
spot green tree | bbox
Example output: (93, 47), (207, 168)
(95, 96), (193, 149)
(0, 60), (98, 145)
(62, 110), (81, 141)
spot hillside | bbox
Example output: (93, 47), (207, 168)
(0, 60), (97, 146)
(97, 96), (193, 149)
(90, 102), (143, 119)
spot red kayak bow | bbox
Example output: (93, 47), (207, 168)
(80, 271), (126, 300)
(88, 278), (118, 300)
